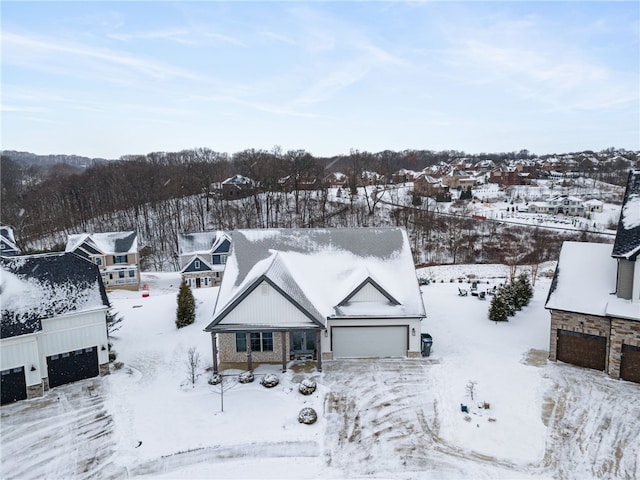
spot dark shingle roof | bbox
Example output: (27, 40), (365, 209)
(612, 170), (640, 259)
(1, 253), (109, 339)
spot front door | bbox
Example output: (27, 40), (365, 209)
(195, 277), (201, 288)
(291, 330), (317, 358)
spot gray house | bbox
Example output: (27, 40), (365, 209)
(545, 170), (640, 383)
(177, 231), (231, 288)
(0, 226), (20, 257)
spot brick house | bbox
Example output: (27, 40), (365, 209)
(545, 170), (640, 383)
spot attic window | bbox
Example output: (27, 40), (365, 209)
(195, 260), (201, 269)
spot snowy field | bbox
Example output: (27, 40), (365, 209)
(1, 265), (639, 479)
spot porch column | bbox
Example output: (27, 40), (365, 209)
(246, 332), (253, 372)
(211, 332), (219, 374)
(316, 330), (323, 372)
(281, 331), (287, 373)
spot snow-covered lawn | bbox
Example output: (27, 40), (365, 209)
(1, 266), (639, 479)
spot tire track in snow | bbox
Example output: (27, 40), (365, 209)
(0, 379), (120, 480)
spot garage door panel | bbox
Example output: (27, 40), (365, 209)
(557, 330), (606, 371)
(47, 347), (99, 388)
(621, 344), (640, 384)
(332, 326), (407, 358)
(1, 367), (27, 405)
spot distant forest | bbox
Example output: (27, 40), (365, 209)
(1, 147), (635, 271)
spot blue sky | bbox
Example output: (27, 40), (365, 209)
(2, 1), (638, 159)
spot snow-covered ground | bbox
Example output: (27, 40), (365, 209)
(1, 266), (639, 479)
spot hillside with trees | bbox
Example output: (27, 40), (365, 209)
(1, 147), (635, 271)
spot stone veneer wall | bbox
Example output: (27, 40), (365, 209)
(99, 363), (110, 376)
(27, 382), (44, 400)
(548, 311), (611, 363)
(608, 318), (640, 379)
(549, 310), (640, 380)
(218, 332), (288, 364)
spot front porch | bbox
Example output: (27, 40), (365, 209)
(210, 329), (324, 374)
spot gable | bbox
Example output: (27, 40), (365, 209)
(339, 278), (400, 306)
(182, 255), (213, 273)
(213, 238), (231, 254)
(210, 279), (323, 330)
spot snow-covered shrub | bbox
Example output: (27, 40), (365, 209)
(297, 407), (318, 425)
(299, 378), (316, 395)
(113, 361), (124, 370)
(261, 373), (279, 388)
(109, 350), (117, 362)
(238, 371), (254, 384)
(208, 373), (222, 385)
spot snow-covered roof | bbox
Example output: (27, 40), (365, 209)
(66, 231), (138, 255)
(545, 242), (628, 319)
(222, 174), (255, 186)
(612, 170), (640, 259)
(1, 253), (109, 338)
(177, 231), (229, 256)
(208, 228), (425, 329)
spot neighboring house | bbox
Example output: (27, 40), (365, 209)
(442, 171), (476, 190)
(413, 174), (450, 201)
(528, 195), (586, 216)
(219, 175), (258, 200)
(177, 231), (231, 288)
(545, 170), (640, 384)
(205, 227), (426, 373)
(0, 253), (110, 405)
(0, 226), (20, 257)
(584, 199), (604, 213)
(66, 231), (140, 291)
(324, 172), (348, 188)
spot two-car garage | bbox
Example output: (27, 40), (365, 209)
(331, 326), (408, 358)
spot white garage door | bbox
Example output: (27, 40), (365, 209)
(332, 326), (408, 358)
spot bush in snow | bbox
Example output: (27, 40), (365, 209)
(299, 378), (316, 395)
(261, 373), (279, 388)
(238, 371), (254, 384)
(297, 407), (318, 425)
(175, 279), (195, 329)
(208, 374), (222, 385)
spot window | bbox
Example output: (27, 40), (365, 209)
(195, 260), (201, 269)
(113, 255), (127, 264)
(220, 255), (227, 264)
(118, 271), (125, 279)
(94, 257), (102, 266)
(235, 332), (273, 352)
(129, 270), (135, 278)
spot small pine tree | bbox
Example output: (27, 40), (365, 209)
(176, 279), (195, 328)
(515, 273), (534, 307)
(488, 289), (510, 322)
(106, 306), (124, 337)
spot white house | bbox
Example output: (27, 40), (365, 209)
(1, 253), (111, 404)
(177, 231), (231, 288)
(528, 195), (587, 216)
(205, 227), (426, 373)
(66, 231), (140, 291)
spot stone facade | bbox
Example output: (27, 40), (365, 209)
(218, 332), (288, 364)
(609, 318), (640, 379)
(27, 382), (44, 400)
(549, 309), (640, 380)
(99, 363), (110, 376)
(407, 350), (422, 359)
(549, 311), (612, 363)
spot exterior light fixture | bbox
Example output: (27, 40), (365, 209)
(30, 365), (37, 371)
(411, 328), (416, 336)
